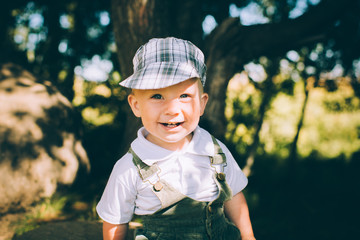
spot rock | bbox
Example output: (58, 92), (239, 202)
(0, 63), (90, 213)
(12, 221), (102, 240)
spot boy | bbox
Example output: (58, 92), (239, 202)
(97, 37), (255, 240)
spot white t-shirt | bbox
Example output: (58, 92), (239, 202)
(96, 126), (248, 224)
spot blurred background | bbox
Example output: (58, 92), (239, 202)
(0, 0), (359, 239)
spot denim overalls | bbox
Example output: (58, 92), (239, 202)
(130, 136), (240, 240)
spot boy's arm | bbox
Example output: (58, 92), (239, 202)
(224, 192), (256, 240)
(103, 221), (128, 240)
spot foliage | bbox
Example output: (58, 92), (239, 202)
(226, 71), (360, 162)
(1, 0), (114, 100)
(72, 73), (127, 127)
(71, 72), (130, 178)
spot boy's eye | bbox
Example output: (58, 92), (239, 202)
(180, 94), (190, 98)
(151, 94), (163, 99)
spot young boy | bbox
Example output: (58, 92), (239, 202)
(96, 37), (255, 240)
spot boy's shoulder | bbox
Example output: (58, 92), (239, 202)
(194, 127), (230, 154)
(111, 152), (138, 174)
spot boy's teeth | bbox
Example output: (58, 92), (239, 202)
(163, 123), (180, 127)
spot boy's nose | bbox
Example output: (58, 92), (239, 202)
(164, 99), (181, 115)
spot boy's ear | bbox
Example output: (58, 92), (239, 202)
(127, 93), (141, 117)
(200, 93), (209, 116)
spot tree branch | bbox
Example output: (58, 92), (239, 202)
(202, 0), (354, 139)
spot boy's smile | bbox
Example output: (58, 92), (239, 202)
(128, 78), (208, 151)
(160, 122), (183, 128)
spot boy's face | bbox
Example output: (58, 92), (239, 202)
(128, 78), (208, 151)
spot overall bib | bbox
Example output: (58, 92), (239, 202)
(130, 136), (240, 240)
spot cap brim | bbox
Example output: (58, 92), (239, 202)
(119, 62), (203, 90)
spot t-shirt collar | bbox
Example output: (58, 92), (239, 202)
(130, 126), (215, 165)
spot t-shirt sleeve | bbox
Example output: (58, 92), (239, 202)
(96, 154), (137, 224)
(219, 141), (248, 196)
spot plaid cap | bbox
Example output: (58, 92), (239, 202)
(119, 37), (206, 89)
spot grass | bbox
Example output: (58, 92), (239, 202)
(12, 190), (100, 237)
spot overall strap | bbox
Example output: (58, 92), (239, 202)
(209, 136), (233, 206)
(129, 148), (187, 210)
(210, 135), (227, 168)
(129, 148), (159, 180)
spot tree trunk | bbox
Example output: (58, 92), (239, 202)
(111, 0), (168, 154)
(110, 0), (205, 154)
(201, 56), (235, 141)
(288, 78), (311, 164)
